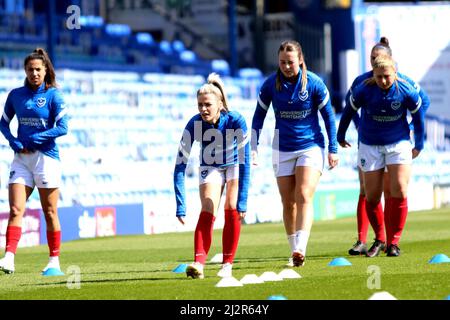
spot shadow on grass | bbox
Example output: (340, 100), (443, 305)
(24, 275), (190, 287)
(236, 253), (341, 264)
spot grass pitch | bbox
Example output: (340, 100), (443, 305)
(0, 208), (449, 300)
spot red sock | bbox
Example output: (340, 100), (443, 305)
(366, 201), (386, 242)
(357, 195), (369, 243)
(222, 209), (242, 264)
(5, 226), (22, 254)
(47, 230), (61, 257)
(388, 197), (408, 245)
(194, 211), (215, 264)
(384, 197), (393, 245)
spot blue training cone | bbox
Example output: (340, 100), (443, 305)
(172, 263), (188, 273)
(328, 257), (352, 266)
(429, 254), (450, 264)
(267, 295), (288, 300)
(42, 268), (65, 276)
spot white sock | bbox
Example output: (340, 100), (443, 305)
(295, 230), (310, 255)
(5, 251), (15, 262)
(48, 256), (60, 266)
(287, 234), (296, 253)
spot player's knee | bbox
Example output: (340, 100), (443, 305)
(43, 208), (58, 222)
(296, 188), (315, 203)
(9, 204), (26, 219)
(281, 198), (295, 211)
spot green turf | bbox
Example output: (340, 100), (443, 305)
(0, 208), (449, 300)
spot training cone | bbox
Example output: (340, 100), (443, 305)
(428, 254), (450, 264)
(328, 257), (352, 266)
(259, 271), (283, 282)
(368, 291), (397, 300)
(240, 274), (264, 284)
(172, 264), (188, 273)
(216, 277), (243, 287)
(267, 295), (288, 300)
(210, 253), (223, 264)
(42, 268), (65, 276)
(278, 269), (302, 279)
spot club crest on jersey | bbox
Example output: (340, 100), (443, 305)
(9, 170), (15, 179)
(391, 101), (401, 110)
(201, 169), (208, 179)
(36, 97), (46, 108)
(298, 90), (309, 101)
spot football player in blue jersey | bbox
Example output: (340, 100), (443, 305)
(338, 54), (425, 257)
(174, 73), (250, 279)
(251, 40), (339, 267)
(0, 48), (68, 274)
(344, 38), (430, 257)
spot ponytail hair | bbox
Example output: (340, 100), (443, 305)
(371, 36), (392, 57)
(24, 47), (57, 89)
(197, 72), (229, 112)
(276, 40), (308, 92)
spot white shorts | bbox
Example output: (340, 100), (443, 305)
(273, 146), (325, 177)
(358, 140), (412, 172)
(198, 165), (239, 185)
(9, 152), (62, 188)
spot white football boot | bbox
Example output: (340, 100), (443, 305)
(42, 256), (61, 273)
(0, 256), (15, 274)
(217, 262), (233, 278)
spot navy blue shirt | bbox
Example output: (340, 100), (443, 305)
(0, 81), (69, 160)
(345, 70), (430, 130)
(252, 71), (338, 153)
(338, 79), (425, 150)
(174, 111), (250, 216)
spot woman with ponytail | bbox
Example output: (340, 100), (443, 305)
(174, 73), (250, 279)
(251, 40), (339, 267)
(338, 55), (425, 257)
(0, 48), (68, 274)
(343, 37), (430, 258)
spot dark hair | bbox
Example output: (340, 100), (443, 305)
(24, 48), (57, 88)
(276, 40), (307, 92)
(371, 36), (392, 57)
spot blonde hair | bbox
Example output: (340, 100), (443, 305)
(197, 72), (229, 112)
(372, 55), (396, 70)
(276, 40), (307, 92)
(364, 55), (399, 86)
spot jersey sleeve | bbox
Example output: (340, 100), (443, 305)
(399, 74), (431, 129)
(0, 91), (23, 152)
(406, 89), (425, 151)
(337, 86), (361, 144)
(419, 89), (430, 114)
(173, 118), (196, 217)
(346, 77), (361, 129)
(251, 77), (272, 152)
(234, 114), (250, 213)
(315, 81), (338, 154)
(29, 90), (69, 146)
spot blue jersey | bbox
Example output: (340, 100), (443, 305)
(338, 78), (425, 150)
(173, 110), (250, 216)
(345, 71), (430, 130)
(0, 82), (68, 160)
(252, 71), (338, 153)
